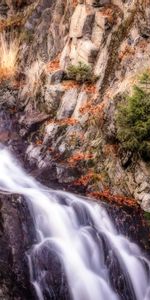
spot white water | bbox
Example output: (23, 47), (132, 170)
(0, 146), (150, 300)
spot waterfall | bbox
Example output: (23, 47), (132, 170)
(0, 145), (149, 300)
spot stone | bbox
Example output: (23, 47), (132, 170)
(141, 194), (150, 212)
(49, 70), (65, 84)
(72, 91), (88, 119)
(95, 11), (113, 30)
(57, 88), (78, 120)
(135, 171), (147, 185)
(0, 90), (16, 108)
(41, 7), (52, 23)
(138, 181), (150, 193)
(60, 39), (72, 69)
(94, 42), (109, 77)
(77, 39), (99, 64)
(82, 14), (95, 38)
(0, 194), (35, 299)
(43, 122), (58, 144)
(19, 111), (49, 136)
(91, 23), (104, 47)
(26, 144), (47, 168)
(44, 84), (64, 113)
(69, 4), (94, 38)
(56, 164), (79, 183)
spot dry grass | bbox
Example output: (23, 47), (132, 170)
(0, 33), (19, 81)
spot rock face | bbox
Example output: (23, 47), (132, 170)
(0, 194), (35, 299)
(1, 0), (150, 213)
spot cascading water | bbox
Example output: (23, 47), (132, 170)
(0, 145), (150, 300)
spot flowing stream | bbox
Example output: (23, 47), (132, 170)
(0, 145), (150, 300)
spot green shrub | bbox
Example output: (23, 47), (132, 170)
(67, 61), (97, 83)
(139, 70), (150, 88)
(144, 212), (150, 224)
(116, 79), (150, 160)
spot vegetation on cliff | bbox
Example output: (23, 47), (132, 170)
(116, 72), (150, 160)
(0, 33), (19, 82)
(67, 62), (97, 83)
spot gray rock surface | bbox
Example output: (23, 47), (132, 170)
(0, 194), (35, 300)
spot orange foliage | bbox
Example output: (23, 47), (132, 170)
(62, 80), (80, 90)
(9, 107), (17, 114)
(100, 7), (115, 24)
(35, 139), (43, 145)
(69, 131), (84, 140)
(83, 84), (97, 94)
(47, 117), (78, 126)
(103, 144), (118, 156)
(11, 78), (25, 89)
(72, 0), (78, 7)
(80, 101), (104, 115)
(73, 171), (102, 186)
(87, 190), (138, 208)
(118, 45), (135, 61)
(58, 118), (78, 126)
(46, 56), (60, 72)
(67, 152), (94, 166)
(138, 40), (148, 50)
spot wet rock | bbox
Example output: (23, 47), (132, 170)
(26, 143), (45, 166)
(30, 241), (71, 300)
(0, 193), (35, 299)
(56, 164), (80, 183)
